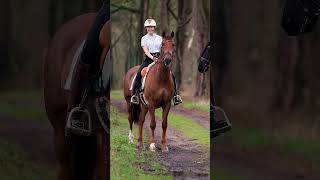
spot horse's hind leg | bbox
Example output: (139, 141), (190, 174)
(161, 103), (171, 152)
(138, 107), (148, 149)
(51, 114), (72, 180)
(127, 102), (134, 143)
(148, 106), (156, 152)
(95, 134), (109, 180)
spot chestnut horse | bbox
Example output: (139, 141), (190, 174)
(44, 13), (110, 180)
(123, 31), (175, 152)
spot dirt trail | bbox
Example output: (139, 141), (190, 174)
(0, 114), (56, 168)
(111, 99), (210, 180)
(170, 106), (209, 129)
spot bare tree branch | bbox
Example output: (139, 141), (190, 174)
(111, 28), (127, 48)
(168, 6), (178, 21)
(111, 3), (140, 14)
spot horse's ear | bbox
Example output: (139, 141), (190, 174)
(162, 31), (166, 37)
(171, 31), (174, 38)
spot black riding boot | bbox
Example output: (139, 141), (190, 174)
(66, 61), (92, 136)
(172, 74), (182, 106)
(130, 78), (141, 105)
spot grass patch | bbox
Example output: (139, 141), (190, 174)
(110, 106), (171, 180)
(0, 139), (55, 180)
(181, 101), (210, 113)
(110, 90), (124, 101)
(0, 102), (45, 120)
(213, 167), (249, 180)
(229, 127), (320, 169)
(155, 109), (209, 146)
(0, 90), (46, 120)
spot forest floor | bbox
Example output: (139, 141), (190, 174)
(1, 90), (320, 180)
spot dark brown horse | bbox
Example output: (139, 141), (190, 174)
(124, 31), (175, 152)
(44, 13), (110, 180)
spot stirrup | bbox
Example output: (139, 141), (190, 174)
(130, 95), (140, 105)
(173, 95), (183, 106)
(211, 106), (231, 138)
(65, 107), (92, 136)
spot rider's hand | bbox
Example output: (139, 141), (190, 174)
(153, 57), (158, 62)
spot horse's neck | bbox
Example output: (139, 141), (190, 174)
(153, 62), (170, 83)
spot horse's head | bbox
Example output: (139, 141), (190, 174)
(160, 31), (175, 67)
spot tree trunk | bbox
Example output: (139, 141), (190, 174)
(193, 0), (210, 97)
(0, 0), (11, 89)
(137, 0), (145, 64)
(160, 0), (170, 32)
(175, 0), (192, 91)
(211, 0), (229, 104)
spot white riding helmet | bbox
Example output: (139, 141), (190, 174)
(144, 19), (157, 27)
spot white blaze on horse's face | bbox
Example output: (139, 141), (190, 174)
(161, 40), (174, 67)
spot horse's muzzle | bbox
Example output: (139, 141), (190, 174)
(164, 58), (172, 66)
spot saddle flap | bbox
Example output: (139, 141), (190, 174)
(63, 40), (86, 90)
(141, 62), (156, 90)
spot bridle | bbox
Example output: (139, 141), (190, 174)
(158, 39), (175, 67)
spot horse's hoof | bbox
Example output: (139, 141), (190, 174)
(162, 146), (169, 153)
(137, 143), (144, 150)
(149, 143), (156, 152)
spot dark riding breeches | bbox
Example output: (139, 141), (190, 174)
(135, 58), (154, 86)
(81, 0), (110, 73)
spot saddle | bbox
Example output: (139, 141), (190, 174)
(282, 0), (320, 36)
(130, 61), (156, 92)
(64, 40), (110, 92)
(129, 62), (156, 106)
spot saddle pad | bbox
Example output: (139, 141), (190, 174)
(64, 40), (85, 90)
(64, 41), (111, 91)
(129, 74), (137, 91)
(141, 61), (156, 90)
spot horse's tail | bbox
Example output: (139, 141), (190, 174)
(131, 104), (140, 123)
(68, 134), (97, 179)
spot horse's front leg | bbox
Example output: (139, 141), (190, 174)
(161, 103), (171, 152)
(148, 106), (156, 152)
(138, 107), (148, 149)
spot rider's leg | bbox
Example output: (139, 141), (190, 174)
(131, 58), (153, 104)
(171, 73), (182, 106)
(81, 0), (110, 71)
(67, 1), (110, 133)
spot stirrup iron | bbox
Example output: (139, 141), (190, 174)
(66, 107), (92, 136)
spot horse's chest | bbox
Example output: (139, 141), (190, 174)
(145, 88), (172, 104)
